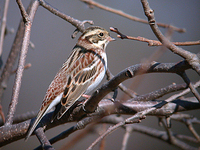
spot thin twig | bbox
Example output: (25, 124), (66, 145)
(99, 124), (107, 150)
(39, 0), (93, 33)
(0, 104), (5, 123)
(0, 0), (33, 105)
(11, 63), (32, 74)
(161, 118), (173, 143)
(87, 118), (142, 150)
(35, 127), (55, 150)
(116, 28), (173, 101)
(179, 72), (200, 102)
(125, 80), (200, 124)
(0, 0), (10, 56)
(87, 122), (125, 150)
(106, 69), (137, 98)
(16, 0), (30, 23)
(129, 82), (187, 102)
(121, 126), (132, 150)
(4, 0), (39, 126)
(110, 27), (200, 46)
(81, 0), (185, 33)
(141, 0), (200, 75)
(185, 120), (200, 142)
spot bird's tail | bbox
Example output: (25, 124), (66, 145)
(25, 108), (47, 141)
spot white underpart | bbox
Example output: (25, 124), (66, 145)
(85, 49), (107, 94)
(44, 93), (63, 117)
(25, 93), (63, 140)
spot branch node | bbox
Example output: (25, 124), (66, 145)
(125, 68), (134, 78)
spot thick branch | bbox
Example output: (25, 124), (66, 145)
(83, 61), (191, 113)
(0, 96), (199, 147)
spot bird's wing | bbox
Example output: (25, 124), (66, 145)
(54, 46), (103, 119)
(25, 45), (104, 140)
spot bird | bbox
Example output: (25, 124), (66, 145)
(25, 26), (115, 140)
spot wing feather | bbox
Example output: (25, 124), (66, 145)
(53, 46), (101, 119)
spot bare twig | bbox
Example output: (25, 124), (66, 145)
(179, 72), (200, 102)
(35, 127), (55, 150)
(83, 61), (191, 113)
(141, 0), (200, 75)
(114, 27), (174, 102)
(0, 0), (10, 56)
(81, 0), (185, 33)
(125, 80), (200, 124)
(0, 97), (199, 147)
(121, 126), (132, 150)
(160, 118), (173, 143)
(39, 0), (93, 33)
(110, 27), (200, 46)
(5, 0), (39, 126)
(35, 116), (101, 150)
(129, 82), (187, 102)
(11, 63), (32, 74)
(106, 69), (137, 98)
(16, 0), (30, 23)
(0, 1), (32, 104)
(185, 119), (200, 142)
(0, 104), (5, 123)
(87, 121), (125, 150)
(103, 115), (198, 150)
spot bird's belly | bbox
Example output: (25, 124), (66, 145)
(84, 68), (105, 94)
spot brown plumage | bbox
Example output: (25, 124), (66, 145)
(25, 26), (114, 140)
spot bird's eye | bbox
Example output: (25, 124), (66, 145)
(99, 32), (104, 36)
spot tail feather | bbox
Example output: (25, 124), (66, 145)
(25, 94), (62, 141)
(25, 115), (42, 141)
(25, 108), (48, 141)
(57, 105), (71, 120)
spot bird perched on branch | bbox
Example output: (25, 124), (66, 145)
(25, 26), (115, 140)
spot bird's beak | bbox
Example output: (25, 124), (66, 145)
(107, 36), (115, 42)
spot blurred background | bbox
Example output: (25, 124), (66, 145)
(0, 0), (200, 149)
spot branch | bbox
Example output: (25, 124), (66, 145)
(121, 126), (132, 150)
(141, 0), (200, 75)
(171, 113), (200, 142)
(86, 79), (200, 149)
(83, 61), (191, 113)
(0, 61), (197, 146)
(110, 27), (200, 46)
(0, 110), (37, 126)
(102, 115), (198, 150)
(106, 69), (137, 98)
(0, 0), (34, 108)
(81, 0), (185, 33)
(129, 82), (187, 102)
(16, 0), (30, 24)
(0, 0), (10, 56)
(0, 96), (199, 147)
(39, 0), (93, 33)
(4, 0), (39, 125)
(35, 127), (54, 150)
(179, 72), (200, 102)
